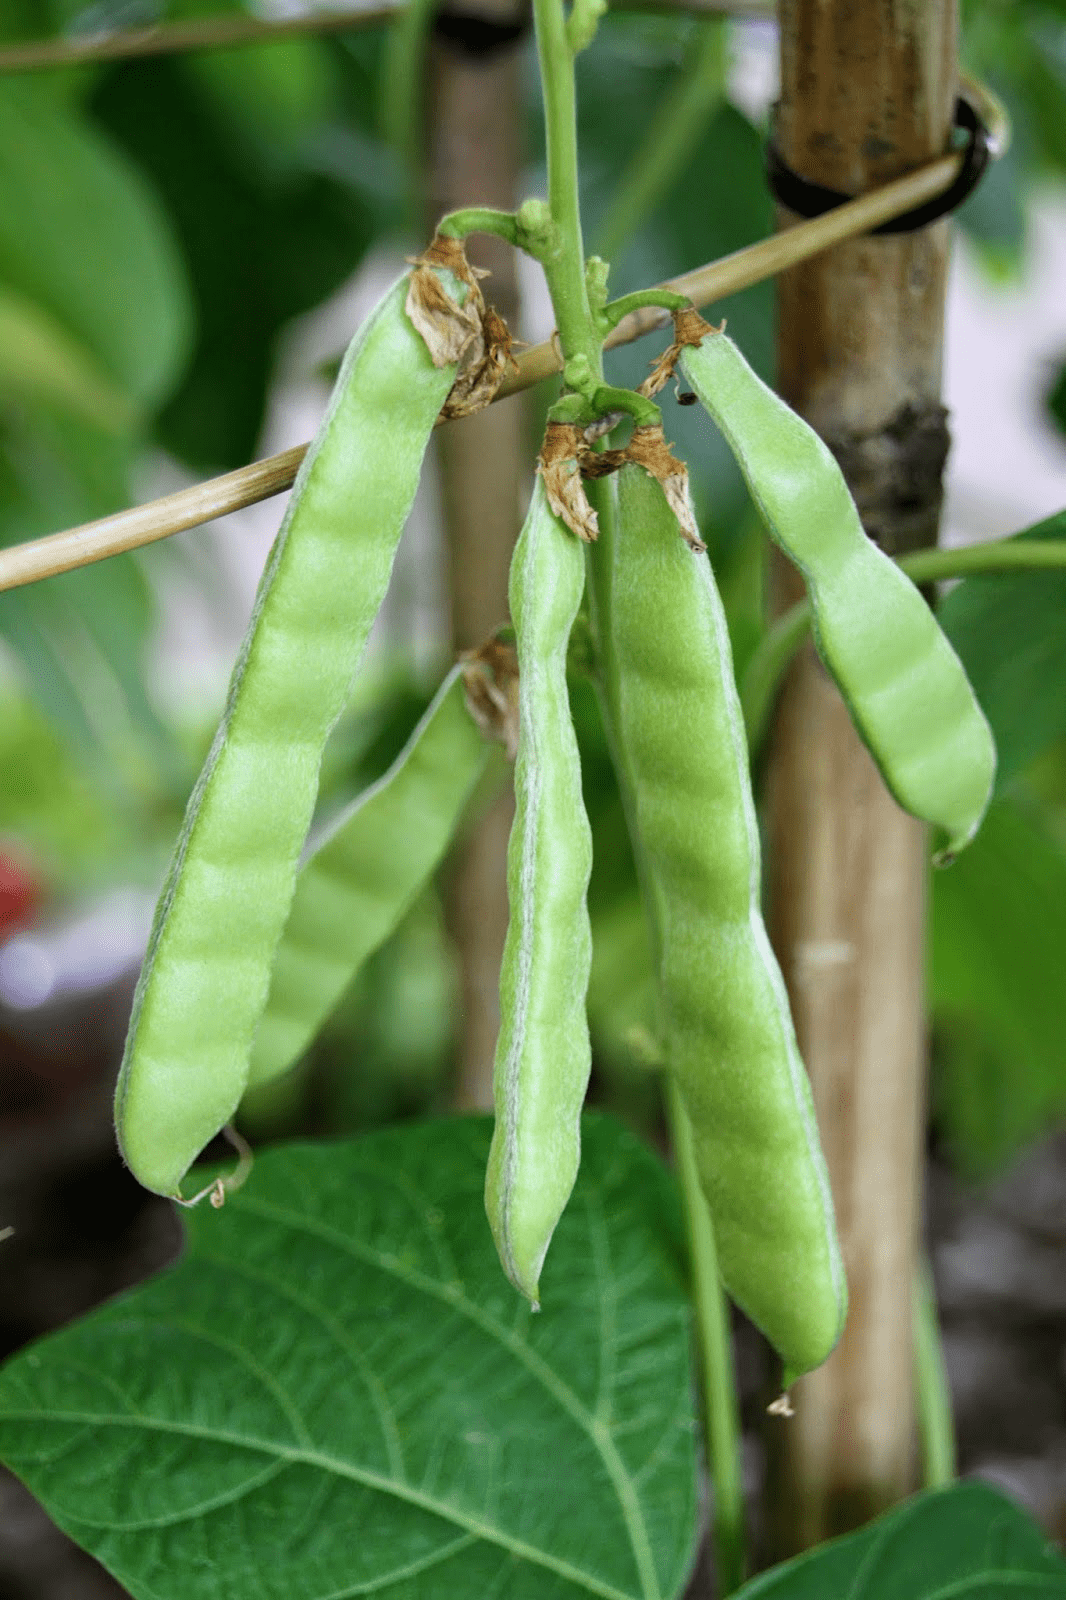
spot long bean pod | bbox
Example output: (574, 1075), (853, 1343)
(116, 258), (476, 1197)
(676, 322), (995, 859)
(246, 660), (510, 1091)
(590, 464), (846, 1382)
(485, 478), (593, 1306)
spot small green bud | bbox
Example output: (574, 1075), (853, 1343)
(516, 198), (557, 258)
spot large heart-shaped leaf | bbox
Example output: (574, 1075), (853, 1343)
(736, 1481), (1066, 1598)
(0, 1116), (698, 1600)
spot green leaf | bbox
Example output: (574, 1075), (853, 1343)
(94, 55), (379, 471)
(181, 36), (342, 181)
(929, 797), (1066, 1175)
(0, 686), (120, 886)
(0, 284), (131, 430)
(734, 1481), (1066, 1598)
(937, 509), (1066, 789)
(0, 1116), (699, 1600)
(958, 10), (1064, 265)
(0, 404), (183, 792)
(0, 582), (109, 783)
(0, 77), (192, 408)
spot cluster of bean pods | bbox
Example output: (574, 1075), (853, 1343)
(487, 310), (991, 1375)
(114, 240), (993, 1386)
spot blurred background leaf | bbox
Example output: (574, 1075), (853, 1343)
(930, 796), (1066, 1177)
(93, 38), (392, 474)
(0, 76), (192, 407)
(938, 509), (1066, 790)
(960, 0), (1066, 269)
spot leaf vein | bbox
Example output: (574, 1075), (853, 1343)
(9, 1408), (642, 1600)
(235, 1191), (660, 1596)
(195, 1249), (407, 1483)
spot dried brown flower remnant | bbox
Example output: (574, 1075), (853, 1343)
(418, 234), (479, 276)
(627, 424), (705, 552)
(672, 305), (718, 348)
(460, 638), (520, 760)
(441, 304), (521, 420)
(640, 343), (681, 401)
(406, 234), (486, 369)
(538, 422), (601, 543)
(640, 304), (722, 399)
(577, 447), (629, 478)
(407, 235), (521, 417)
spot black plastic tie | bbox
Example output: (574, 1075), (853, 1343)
(432, 8), (530, 58)
(766, 96), (991, 235)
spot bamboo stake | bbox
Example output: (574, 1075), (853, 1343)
(764, 0), (958, 1554)
(0, 143), (979, 596)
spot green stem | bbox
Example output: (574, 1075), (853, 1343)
(532, 0), (601, 372)
(591, 384), (659, 426)
(665, 1074), (747, 1596)
(741, 538), (1066, 758)
(739, 601), (812, 758)
(552, 380), (661, 427)
(436, 207), (521, 246)
(904, 538), (1066, 582)
(602, 287), (691, 333)
(379, 0), (435, 219)
(596, 19), (728, 263)
(914, 1256), (956, 1488)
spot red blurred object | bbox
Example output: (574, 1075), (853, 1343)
(0, 848), (41, 937)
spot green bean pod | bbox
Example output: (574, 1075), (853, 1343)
(116, 267), (469, 1197)
(246, 664), (505, 1092)
(591, 465), (846, 1382)
(679, 328), (996, 859)
(485, 478), (593, 1306)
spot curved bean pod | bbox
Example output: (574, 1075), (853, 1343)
(590, 464), (846, 1381)
(485, 478), (593, 1306)
(679, 327), (995, 859)
(116, 267), (470, 1197)
(246, 663), (507, 1092)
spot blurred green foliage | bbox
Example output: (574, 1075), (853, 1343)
(939, 510), (1066, 791)
(928, 511), (1066, 1173)
(930, 796), (1066, 1176)
(960, 0), (1066, 267)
